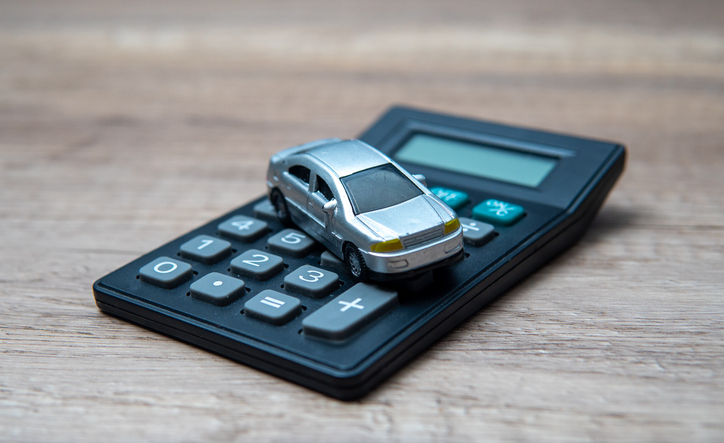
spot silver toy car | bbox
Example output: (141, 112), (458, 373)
(266, 138), (464, 281)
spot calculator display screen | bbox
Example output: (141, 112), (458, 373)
(393, 133), (559, 187)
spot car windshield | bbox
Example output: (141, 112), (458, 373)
(340, 163), (423, 214)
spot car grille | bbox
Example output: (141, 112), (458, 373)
(402, 225), (444, 248)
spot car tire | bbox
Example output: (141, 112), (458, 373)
(270, 189), (291, 225)
(344, 244), (369, 282)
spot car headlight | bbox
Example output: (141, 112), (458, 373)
(444, 218), (461, 235)
(370, 238), (404, 253)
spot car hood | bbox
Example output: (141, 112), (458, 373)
(356, 195), (445, 240)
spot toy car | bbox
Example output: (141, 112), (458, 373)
(266, 138), (464, 281)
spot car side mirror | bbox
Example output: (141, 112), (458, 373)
(323, 199), (337, 214)
(413, 174), (427, 187)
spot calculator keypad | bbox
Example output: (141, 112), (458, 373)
(230, 249), (284, 280)
(218, 215), (268, 242)
(180, 235), (231, 264)
(139, 257), (193, 289)
(190, 272), (245, 306)
(283, 265), (339, 299)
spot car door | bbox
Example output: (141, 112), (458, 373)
(282, 164), (312, 226)
(307, 173), (339, 249)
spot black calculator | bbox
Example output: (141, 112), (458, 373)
(93, 106), (626, 400)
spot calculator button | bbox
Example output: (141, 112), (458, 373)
(472, 199), (525, 226)
(244, 290), (301, 325)
(284, 265), (339, 299)
(190, 272), (245, 306)
(179, 235), (231, 264)
(267, 229), (317, 258)
(459, 217), (495, 246)
(302, 283), (398, 340)
(139, 257), (193, 289)
(320, 250), (345, 271)
(230, 249), (284, 280)
(218, 215), (268, 242)
(253, 199), (278, 221)
(430, 186), (470, 210)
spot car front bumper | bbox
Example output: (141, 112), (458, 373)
(360, 228), (464, 281)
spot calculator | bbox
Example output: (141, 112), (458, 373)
(93, 106), (626, 400)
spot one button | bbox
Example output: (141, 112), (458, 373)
(459, 217), (495, 246)
(302, 283), (398, 340)
(320, 250), (345, 271)
(179, 235), (231, 264)
(190, 272), (245, 306)
(283, 265), (339, 299)
(139, 257), (193, 289)
(253, 199), (278, 221)
(218, 215), (268, 242)
(430, 186), (470, 210)
(230, 249), (284, 280)
(244, 290), (301, 325)
(267, 229), (317, 258)
(472, 199), (525, 226)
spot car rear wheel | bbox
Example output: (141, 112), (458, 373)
(344, 244), (368, 282)
(271, 189), (291, 224)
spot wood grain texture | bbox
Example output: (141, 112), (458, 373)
(1, 1), (723, 441)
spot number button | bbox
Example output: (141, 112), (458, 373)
(230, 249), (284, 280)
(244, 290), (301, 325)
(253, 199), (278, 221)
(302, 283), (398, 340)
(139, 257), (193, 289)
(267, 229), (317, 257)
(179, 235), (231, 264)
(190, 272), (245, 306)
(283, 265), (339, 298)
(218, 215), (268, 242)
(459, 217), (495, 246)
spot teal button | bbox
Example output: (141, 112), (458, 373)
(430, 187), (470, 210)
(472, 199), (525, 226)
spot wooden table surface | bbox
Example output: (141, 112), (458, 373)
(2, 1), (723, 441)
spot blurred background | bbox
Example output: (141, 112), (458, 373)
(1, 1), (723, 442)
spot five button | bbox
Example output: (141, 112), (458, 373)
(267, 229), (317, 257)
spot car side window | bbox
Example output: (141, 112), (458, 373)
(316, 177), (334, 201)
(289, 165), (310, 185)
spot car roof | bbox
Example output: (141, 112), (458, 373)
(306, 140), (389, 178)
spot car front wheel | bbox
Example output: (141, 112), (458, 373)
(344, 244), (369, 282)
(270, 189), (291, 224)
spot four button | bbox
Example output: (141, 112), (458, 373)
(218, 215), (268, 242)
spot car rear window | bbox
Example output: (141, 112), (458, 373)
(341, 164), (423, 214)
